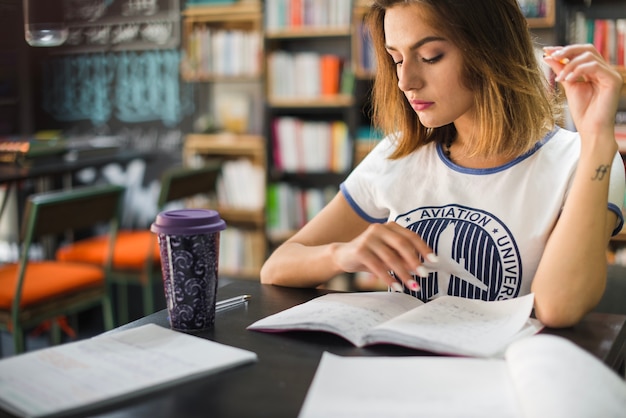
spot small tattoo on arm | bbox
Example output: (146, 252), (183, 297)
(591, 164), (610, 181)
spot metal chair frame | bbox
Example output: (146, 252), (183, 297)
(0, 184), (124, 354)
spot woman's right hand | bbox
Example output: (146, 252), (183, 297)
(331, 221), (436, 291)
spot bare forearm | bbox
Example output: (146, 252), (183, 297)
(260, 193), (375, 288)
(532, 136), (617, 327)
(260, 241), (344, 287)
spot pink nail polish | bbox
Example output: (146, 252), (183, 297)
(407, 280), (419, 291)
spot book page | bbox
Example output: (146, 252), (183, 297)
(0, 324), (257, 418)
(505, 334), (626, 418)
(364, 294), (536, 357)
(298, 352), (524, 418)
(247, 292), (423, 346)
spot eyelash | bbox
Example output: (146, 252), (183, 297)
(422, 54), (443, 64)
(393, 54), (443, 66)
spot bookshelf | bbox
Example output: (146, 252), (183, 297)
(178, 0), (626, 277)
(180, 2), (267, 280)
(351, 0), (378, 167)
(263, 0), (356, 246)
(523, 0), (556, 29)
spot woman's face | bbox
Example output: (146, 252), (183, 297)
(384, 4), (475, 131)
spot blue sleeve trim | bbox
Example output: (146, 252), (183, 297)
(608, 202), (624, 236)
(339, 183), (387, 224)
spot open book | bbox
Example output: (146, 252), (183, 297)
(247, 292), (542, 357)
(0, 324), (257, 418)
(298, 334), (626, 418)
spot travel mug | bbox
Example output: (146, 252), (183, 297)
(151, 208), (226, 332)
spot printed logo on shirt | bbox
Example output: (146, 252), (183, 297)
(395, 204), (522, 301)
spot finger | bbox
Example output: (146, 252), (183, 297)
(542, 45), (595, 81)
(359, 249), (419, 292)
(542, 46), (569, 65)
(544, 44), (602, 62)
(383, 222), (435, 267)
(548, 54), (592, 83)
(367, 240), (420, 289)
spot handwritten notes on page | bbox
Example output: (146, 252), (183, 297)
(249, 292), (423, 346)
(364, 294), (540, 357)
(0, 324), (257, 418)
(248, 291), (540, 357)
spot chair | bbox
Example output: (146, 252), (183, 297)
(56, 164), (221, 324)
(0, 184), (124, 355)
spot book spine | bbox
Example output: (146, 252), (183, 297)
(617, 19), (626, 66)
(570, 15), (626, 66)
(320, 55), (342, 96)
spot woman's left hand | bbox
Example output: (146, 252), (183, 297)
(543, 44), (623, 138)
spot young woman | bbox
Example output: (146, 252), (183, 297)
(260, 0), (625, 328)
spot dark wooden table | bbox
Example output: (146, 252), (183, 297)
(2, 280), (624, 418)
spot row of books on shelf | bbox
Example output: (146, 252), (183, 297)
(266, 182), (336, 239)
(516, 0), (550, 19)
(265, 0), (352, 31)
(217, 158), (265, 210)
(182, 27), (262, 78)
(219, 227), (264, 276)
(271, 117), (352, 173)
(268, 51), (352, 99)
(355, 17), (376, 75)
(185, 158), (265, 211)
(567, 14), (626, 66)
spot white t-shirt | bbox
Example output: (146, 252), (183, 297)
(341, 127), (625, 302)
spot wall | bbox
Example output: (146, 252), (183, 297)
(22, 0), (198, 228)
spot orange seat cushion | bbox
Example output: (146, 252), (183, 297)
(0, 262), (104, 308)
(56, 230), (161, 270)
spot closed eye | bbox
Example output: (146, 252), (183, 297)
(422, 54), (443, 64)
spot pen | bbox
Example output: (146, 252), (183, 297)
(543, 51), (570, 65)
(216, 294), (251, 311)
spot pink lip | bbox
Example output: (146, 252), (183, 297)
(409, 100), (434, 111)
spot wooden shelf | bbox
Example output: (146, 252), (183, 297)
(184, 133), (265, 166)
(181, 74), (262, 83)
(526, 1), (556, 29)
(611, 229), (626, 244)
(182, 2), (262, 22)
(265, 27), (351, 39)
(181, 2), (267, 280)
(220, 267), (262, 280)
(218, 206), (265, 226)
(268, 95), (355, 108)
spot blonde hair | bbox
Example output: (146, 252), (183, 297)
(366, 0), (559, 159)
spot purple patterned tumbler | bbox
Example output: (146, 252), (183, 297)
(151, 209), (226, 332)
